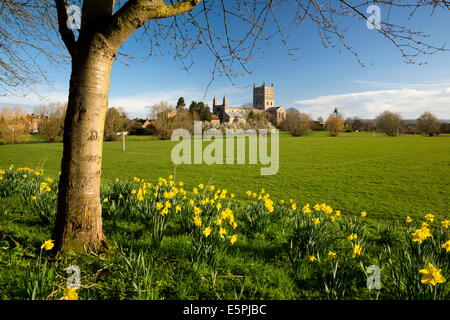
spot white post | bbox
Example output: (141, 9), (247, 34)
(122, 131), (126, 152)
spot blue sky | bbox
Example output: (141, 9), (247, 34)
(2, 2), (450, 119)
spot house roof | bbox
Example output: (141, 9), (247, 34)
(266, 106), (284, 112)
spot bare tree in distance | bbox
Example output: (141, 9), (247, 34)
(104, 107), (128, 141)
(34, 102), (67, 142)
(416, 111), (440, 136)
(376, 110), (404, 136)
(150, 100), (174, 119)
(1, 1), (449, 252)
(283, 108), (312, 137)
(153, 100), (176, 140)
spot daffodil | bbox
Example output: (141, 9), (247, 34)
(348, 233), (358, 241)
(203, 227), (212, 237)
(264, 198), (274, 213)
(352, 244), (362, 257)
(229, 234), (238, 244)
(327, 251), (337, 259)
(412, 226), (432, 244)
(442, 240), (450, 252)
(360, 211), (367, 217)
(302, 204), (312, 214)
(41, 239), (54, 251)
(62, 287), (78, 300)
(405, 216), (413, 223)
(441, 220), (450, 229)
(424, 213), (435, 222)
(218, 227), (227, 239)
(312, 218), (320, 225)
(309, 255), (317, 262)
(175, 205), (181, 213)
(193, 215), (202, 227)
(419, 263), (446, 286)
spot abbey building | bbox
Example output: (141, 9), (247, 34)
(212, 83), (286, 126)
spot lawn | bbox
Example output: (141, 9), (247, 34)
(0, 132), (449, 220)
(1, 132), (450, 300)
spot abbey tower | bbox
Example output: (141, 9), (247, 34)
(253, 83), (274, 110)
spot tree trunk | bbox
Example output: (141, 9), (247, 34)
(52, 40), (115, 253)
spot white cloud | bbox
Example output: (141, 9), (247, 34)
(353, 80), (450, 89)
(294, 87), (450, 119)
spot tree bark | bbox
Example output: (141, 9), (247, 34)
(52, 37), (115, 253)
(51, 0), (202, 253)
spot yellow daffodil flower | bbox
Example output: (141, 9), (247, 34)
(419, 263), (446, 286)
(41, 239), (54, 251)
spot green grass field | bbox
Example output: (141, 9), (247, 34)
(1, 132), (449, 220)
(1, 132), (450, 300)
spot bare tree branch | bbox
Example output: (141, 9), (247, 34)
(54, 0), (76, 56)
(104, 0), (202, 48)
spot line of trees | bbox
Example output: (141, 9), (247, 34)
(281, 108), (447, 138)
(0, 104), (133, 144)
(152, 98), (212, 140)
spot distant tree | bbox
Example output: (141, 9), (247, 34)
(0, 106), (30, 144)
(352, 118), (363, 132)
(152, 101), (176, 140)
(416, 112), (440, 136)
(284, 109), (311, 136)
(318, 116), (324, 123)
(376, 111), (404, 136)
(171, 109), (195, 133)
(176, 97), (186, 112)
(325, 113), (345, 137)
(189, 101), (211, 122)
(126, 119), (145, 135)
(150, 101), (174, 120)
(345, 117), (354, 132)
(104, 107), (127, 141)
(34, 102), (66, 142)
(247, 111), (272, 129)
(440, 122), (450, 134)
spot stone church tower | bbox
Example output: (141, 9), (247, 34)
(253, 82), (274, 110)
